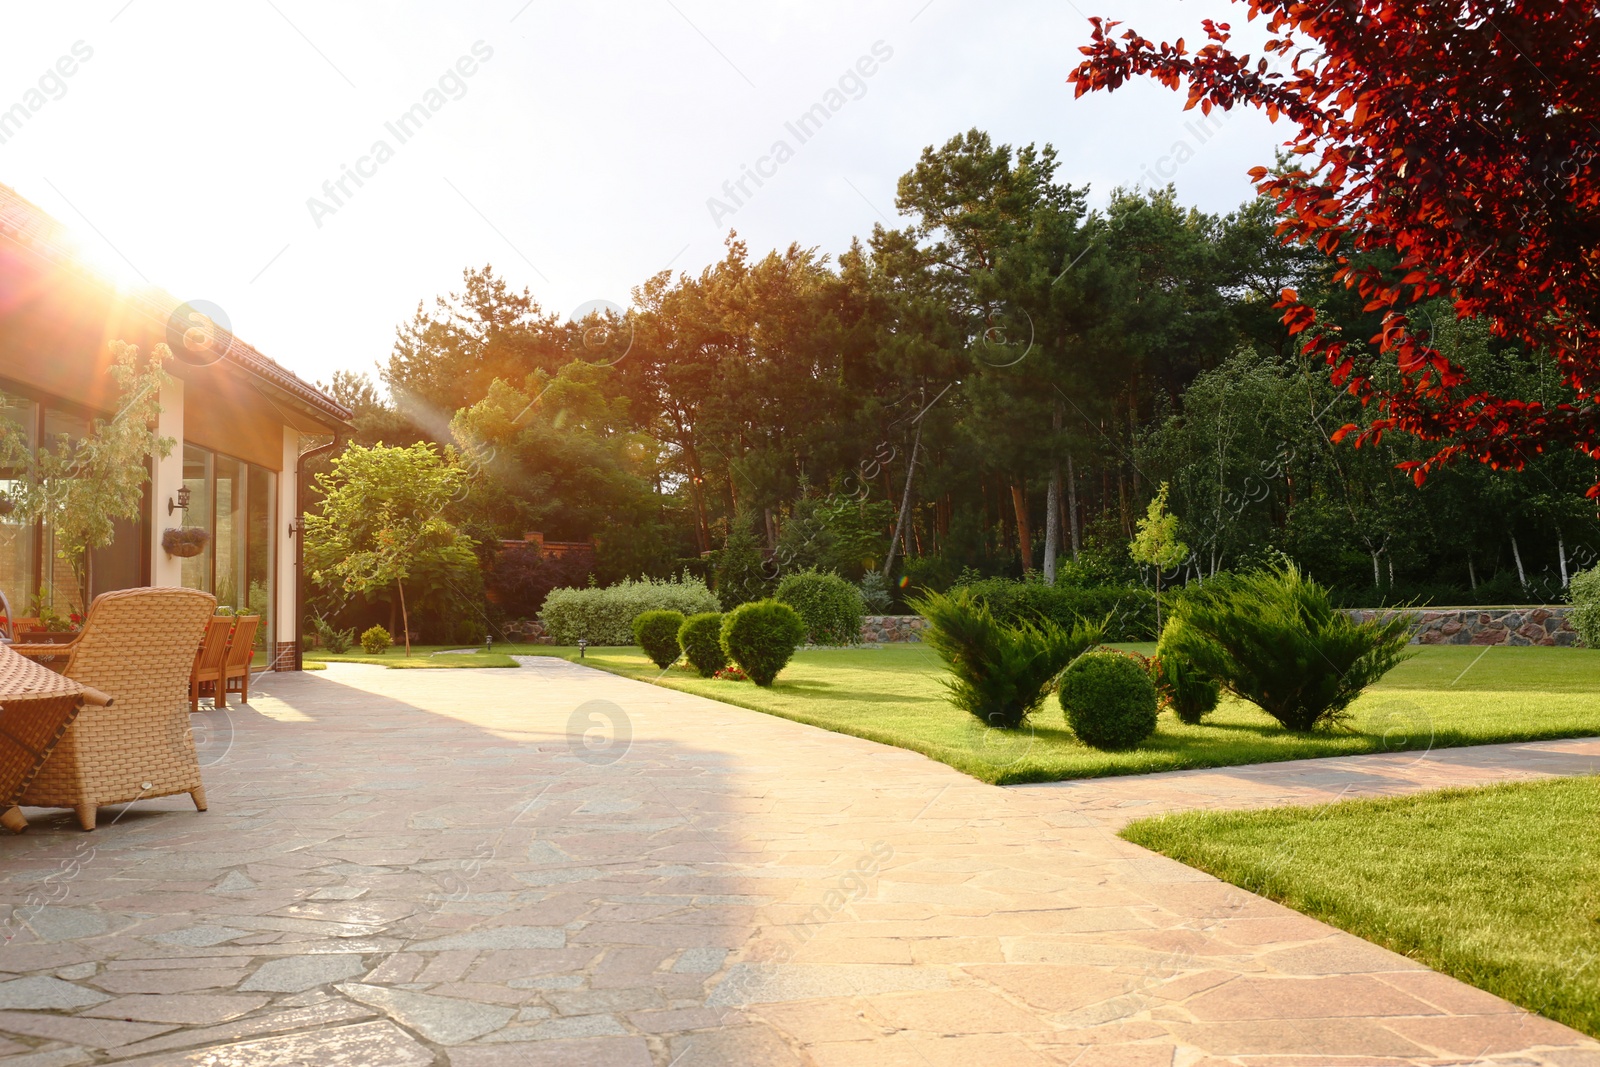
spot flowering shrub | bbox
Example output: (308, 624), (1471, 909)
(713, 665), (748, 682)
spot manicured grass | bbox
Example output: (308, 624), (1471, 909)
(578, 643), (1600, 784)
(1121, 777), (1600, 1038)
(306, 642), (543, 669)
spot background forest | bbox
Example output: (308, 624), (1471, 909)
(307, 128), (1600, 642)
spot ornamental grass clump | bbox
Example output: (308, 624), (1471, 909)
(912, 589), (1102, 730)
(1059, 649), (1160, 750)
(678, 612), (728, 677)
(1153, 618), (1221, 724)
(1165, 565), (1414, 732)
(719, 600), (805, 687)
(632, 610), (686, 669)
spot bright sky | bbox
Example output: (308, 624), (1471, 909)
(2, 1), (1284, 390)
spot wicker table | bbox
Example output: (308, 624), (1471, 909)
(0, 645), (106, 832)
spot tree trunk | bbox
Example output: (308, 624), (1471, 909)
(1558, 527), (1569, 587)
(1044, 401), (1063, 585)
(764, 507), (778, 552)
(1511, 534), (1528, 591)
(1468, 557), (1477, 589)
(1371, 549), (1381, 589)
(1066, 452), (1080, 562)
(883, 420), (923, 580)
(1011, 484), (1034, 572)
(398, 579), (411, 658)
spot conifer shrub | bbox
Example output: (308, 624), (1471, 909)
(719, 600), (805, 687)
(632, 610), (686, 669)
(678, 612), (728, 677)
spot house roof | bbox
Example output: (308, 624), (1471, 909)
(0, 182), (352, 431)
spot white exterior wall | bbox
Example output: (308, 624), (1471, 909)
(150, 377), (185, 588)
(277, 426), (301, 668)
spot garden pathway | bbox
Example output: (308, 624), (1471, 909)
(0, 658), (1596, 1066)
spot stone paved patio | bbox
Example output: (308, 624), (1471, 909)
(1, 657), (1597, 1066)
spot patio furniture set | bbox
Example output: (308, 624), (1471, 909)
(0, 588), (252, 833)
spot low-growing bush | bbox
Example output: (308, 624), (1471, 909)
(1153, 618), (1221, 724)
(678, 612), (727, 676)
(1059, 649), (1160, 750)
(776, 569), (864, 645)
(952, 578), (1155, 641)
(912, 589), (1103, 730)
(360, 625), (392, 655)
(541, 573), (719, 645)
(1165, 565), (1415, 732)
(632, 610), (686, 669)
(1569, 564), (1600, 647)
(719, 600), (806, 687)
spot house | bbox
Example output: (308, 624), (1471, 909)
(0, 183), (349, 670)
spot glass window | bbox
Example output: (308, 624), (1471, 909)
(0, 390), (37, 622)
(215, 455), (245, 609)
(246, 464), (277, 656)
(181, 445), (214, 593)
(41, 407), (90, 616)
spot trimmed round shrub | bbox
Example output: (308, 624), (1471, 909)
(678, 612), (727, 677)
(632, 610), (686, 669)
(360, 625), (392, 655)
(776, 569), (864, 645)
(1059, 649), (1160, 750)
(1570, 564), (1600, 647)
(1154, 619), (1221, 724)
(720, 600), (805, 687)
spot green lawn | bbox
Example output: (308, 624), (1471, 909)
(305, 642), (571, 669)
(1121, 777), (1600, 1038)
(578, 643), (1600, 784)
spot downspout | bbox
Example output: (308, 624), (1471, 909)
(292, 436), (339, 672)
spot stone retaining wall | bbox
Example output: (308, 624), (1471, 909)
(859, 615), (929, 644)
(1348, 606), (1578, 646)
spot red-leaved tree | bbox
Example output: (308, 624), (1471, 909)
(1070, 1), (1599, 487)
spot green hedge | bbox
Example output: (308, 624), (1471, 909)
(542, 574), (719, 645)
(952, 579), (1156, 641)
(776, 569), (863, 645)
(720, 600), (805, 687)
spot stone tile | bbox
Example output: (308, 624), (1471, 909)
(862, 989), (1049, 1035)
(80, 993), (269, 1025)
(1182, 974), (1444, 1021)
(665, 1024), (805, 1066)
(91, 968), (249, 994)
(0, 1050), (94, 1067)
(147, 925), (249, 948)
(238, 952), (366, 992)
(1165, 1019), (1432, 1058)
(707, 964), (949, 1007)
(337, 982), (515, 1044)
(406, 927), (565, 951)
(446, 1036), (653, 1066)
(106, 1001), (376, 1058)
(108, 1020), (433, 1067)
(809, 1033), (1056, 1067)
(672, 946), (728, 974)
(1382, 1012), (1594, 1056)
(0, 976), (110, 1009)
(0, 1009), (171, 1049)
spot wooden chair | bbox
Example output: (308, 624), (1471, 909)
(220, 616), (260, 705)
(21, 587), (217, 830)
(190, 616), (234, 711)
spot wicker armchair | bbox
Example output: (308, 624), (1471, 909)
(21, 587), (217, 831)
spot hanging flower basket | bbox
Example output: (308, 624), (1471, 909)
(162, 527), (210, 558)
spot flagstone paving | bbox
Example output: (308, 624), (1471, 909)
(0, 657), (1596, 1065)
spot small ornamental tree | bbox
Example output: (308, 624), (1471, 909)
(0, 341), (173, 604)
(304, 442), (476, 657)
(1069, 3), (1600, 483)
(1129, 483), (1187, 632)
